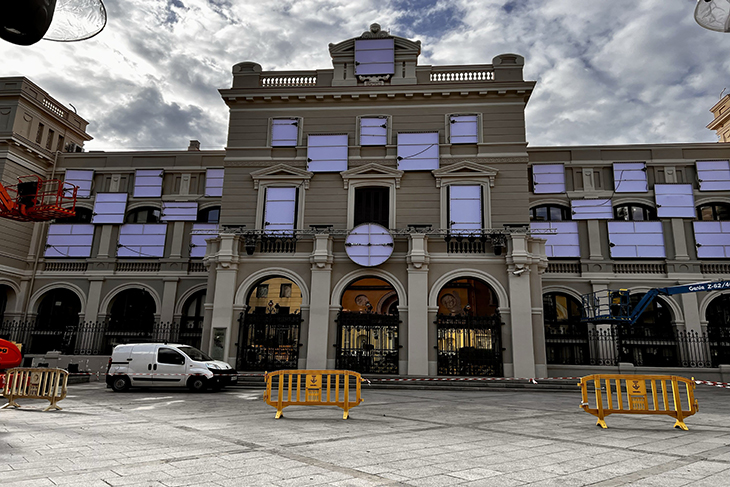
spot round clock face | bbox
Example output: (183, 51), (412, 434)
(345, 223), (394, 267)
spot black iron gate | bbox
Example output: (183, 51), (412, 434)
(237, 312), (302, 371)
(437, 314), (503, 376)
(335, 311), (400, 374)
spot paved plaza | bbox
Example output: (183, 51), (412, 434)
(1, 382), (730, 486)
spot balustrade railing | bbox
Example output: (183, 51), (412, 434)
(115, 262), (161, 272)
(260, 73), (318, 87)
(429, 65), (494, 82)
(702, 263), (730, 274)
(614, 263), (667, 274)
(546, 262), (581, 274)
(43, 262), (88, 272)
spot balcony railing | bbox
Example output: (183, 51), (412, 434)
(115, 262), (161, 273)
(44, 262), (88, 272)
(429, 65), (494, 83)
(260, 72), (318, 87)
(614, 263), (667, 274)
(702, 263), (730, 274)
(546, 262), (581, 274)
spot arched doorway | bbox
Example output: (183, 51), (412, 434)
(237, 277), (303, 371)
(543, 292), (588, 365)
(706, 294), (730, 367)
(619, 294), (677, 366)
(180, 290), (205, 348)
(31, 288), (81, 354)
(105, 289), (157, 352)
(336, 277), (400, 374)
(0, 285), (8, 323)
(436, 277), (502, 376)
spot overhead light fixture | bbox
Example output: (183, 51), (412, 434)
(694, 0), (730, 33)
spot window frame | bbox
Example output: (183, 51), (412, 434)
(433, 162), (498, 230)
(613, 203), (658, 222)
(306, 134), (349, 172)
(531, 164), (566, 194)
(529, 204), (572, 222)
(446, 113), (481, 145)
(397, 132), (440, 171)
(357, 115), (391, 146)
(204, 168), (224, 197)
(133, 169), (164, 198)
(697, 202), (730, 221)
(269, 117), (302, 147)
(256, 184), (304, 233)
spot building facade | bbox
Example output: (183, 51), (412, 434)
(1, 25), (729, 380)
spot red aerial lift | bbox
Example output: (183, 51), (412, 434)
(0, 175), (77, 222)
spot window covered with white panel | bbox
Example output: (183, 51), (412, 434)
(117, 224), (167, 258)
(449, 115), (478, 144)
(694, 221), (730, 258)
(608, 221), (665, 258)
(63, 169), (93, 198)
(205, 169), (224, 197)
(359, 117), (388, 146)
(532, 164), (565, 194)
(613, 162), (648, 192)
(449, 185), (482, 234)
(271, 118), (299, 147)
(570, 199), (613, 220)
(264, 187), (297, 235)
(190, 224), (218, 258)
(397, 132), (439, 171)
(655, 184), (695, 218)
(307, 135), (348, 172)
(161, 202), (198, 222)
(45, 224), (94, 258)
(696, 160), (730, 191)
(133, 169), (163, 198)
(530, 222), (580, 258)
(354, 38), (395, 76)
(92, 193), (127, 224)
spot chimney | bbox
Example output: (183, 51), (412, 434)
(188, 140), (201, 151)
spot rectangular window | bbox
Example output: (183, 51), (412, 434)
(133, 169), (163, 198)
(205, 168), (224, 197)
(354, 187), (389, 227)
(46, 129), (55, 150)
(256, 284), (269, 298)
(117, 224), (167, 258)
(530, 222), (580, 258)
(397, 132), (439, 171)
(613, 162), (648, 192)
(449, 115), (478, 144)
(570, 199), (613, 220)
(354, 38), (395, 76)
(45, 224), (94, 258)
(36, 123), (44, 144)
(264, 187), (297, 235)
(91, 193), (127, 224)
(190, 223), (218, 258)
(56, 135), (65, 153)
(693, 221), (730, 258)
(161, 202), (198, 221)
(307, 134), (348, 172)
(532, 164), (565, 194)
(696, 160), (730, 191)
(271, 118), (299, 147)
(655, 184), (695, 218)
(360, 117), (388, 146)
(608, 221), (665, 258)
(449, 185), (482, 234)
(64, 169), (94, 198)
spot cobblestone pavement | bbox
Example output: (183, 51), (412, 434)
(1, 382), (729, 486)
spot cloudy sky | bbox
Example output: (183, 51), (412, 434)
(2, 0), (728, 151)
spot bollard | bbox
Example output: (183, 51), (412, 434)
(263, 370), (363, 419)
(2, 367), (69, 411)
(578, 374), (698, 430)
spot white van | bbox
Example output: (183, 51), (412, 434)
(106, 343), (237, 392)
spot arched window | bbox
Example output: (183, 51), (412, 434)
(31, 288), (82, 354)
(181, 290), (206, 330)
(197, 206), (220, 224)
(706, 294), (730, 367)
(125, 207), (161, 223)
(55, 207), (93, 224)
(697, 203), (730, 221)
(619, 294), (677, 366)
(529, 204), (571, 221)
(543, 292), (587, 365)
(614, 203), (657, 221)
(108, 289), (156, 332)
(437, 277), (498, 317)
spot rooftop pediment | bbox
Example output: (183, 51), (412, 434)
(250, 164), (313, 189)
(340, 163), (404, 189)
(432, 161), (499, 187)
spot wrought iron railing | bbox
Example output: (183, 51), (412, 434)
(436, 314), (503, 376)
(237, 311), (302, 371)
(335, 311), (400, 374)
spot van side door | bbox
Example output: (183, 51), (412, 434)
(129, 344), (157, 386)
(154, 347), (187, 386)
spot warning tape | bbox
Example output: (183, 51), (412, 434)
(694, 380), (730, 389)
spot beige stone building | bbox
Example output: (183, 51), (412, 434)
(1, 25), (729, 381)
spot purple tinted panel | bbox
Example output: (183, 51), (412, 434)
(552, 245), (581, 257)
(118, 224), (167, 257)
(271, 119), (299, 147)
(360, 118), (388, 146)
(264, 187), (296, 234)
(571, 199), (613, 220)
(450, 115), (478, 144)
(161, 202), (198, 221)
(610, 246), (637, 258)
(608, 221), (665, 258)
(45, 223), (94, 258)
(530, 222), (579, 257)
(397, 132), (439, 171)
(92, 193), (127, 224)
(64, 169), (94, 198)
(532, 164), (565, 194)
(190, 223), (218, 258)
(307, 135), (348, 172)
(693, 221), (730, 258)
(134, 170), (163, 198)
(697, 160), (730, 191)
(345, 223), (393, 266)
(354, 39), (395, 75)
(613, 163), (648, 193)
(205, 169), (224, 197)
(655, 184), (695, 218)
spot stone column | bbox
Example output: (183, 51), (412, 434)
(507, 233), (536, 377)
(200, 260), (217, 353)
(671, 219), (690, 261)
(84, 277), (105, 322)
(169, 221), (186, 259)
(587, 220), (603, 260)
(406, 233), (429, 376)
(307, 233), (333, 369)
(209, 234), (240, 365)
(160, 278), (179, 323)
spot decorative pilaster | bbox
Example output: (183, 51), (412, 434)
(406, 233), (430, 375)
(307, 233), (334, 369)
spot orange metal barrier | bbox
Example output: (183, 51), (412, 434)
(2, 368), (69, 411)
(264, 370), (363, 419)
(578, 374), (698, 430)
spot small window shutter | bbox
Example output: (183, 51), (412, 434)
(45, 224), (94, 257)
(530, 222), (580, 257)
(271, 119), (299, 147)
(532, 164), (565, 194)
(608, 221), (665, 258)
(449, 115), (478, 144)
(696, 160), (730, 191)
(655, 184), (695, 218)
(134, 169), (163, 197)
(397, 132), (439, 171)
(354, 39), (395, 76)
(92, 193), (128, 224)
(64, 169), (94, 198)
(264, 187), (297, 234)
(570, 199), (613, 220)
(360, 118), (388, 146)
(449, 185), (482, 234)
(613, 162), (648, 192)
(118, 224), (167, 257)
(161, 202), (198, 221)
(694, 221), (730, 258)
(307, 135), (348, 172)
(190, 223), (218, 258)
(205, 169), (224, 197)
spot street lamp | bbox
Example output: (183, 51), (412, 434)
(695, 0), (730, 33)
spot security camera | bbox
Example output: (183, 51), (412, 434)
(512, 267), (526, 276)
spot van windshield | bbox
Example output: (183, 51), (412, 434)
(178, 346), (213, 362)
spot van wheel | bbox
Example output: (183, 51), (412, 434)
(111, 376), (130, 392)
(187, 376), (207, 392)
